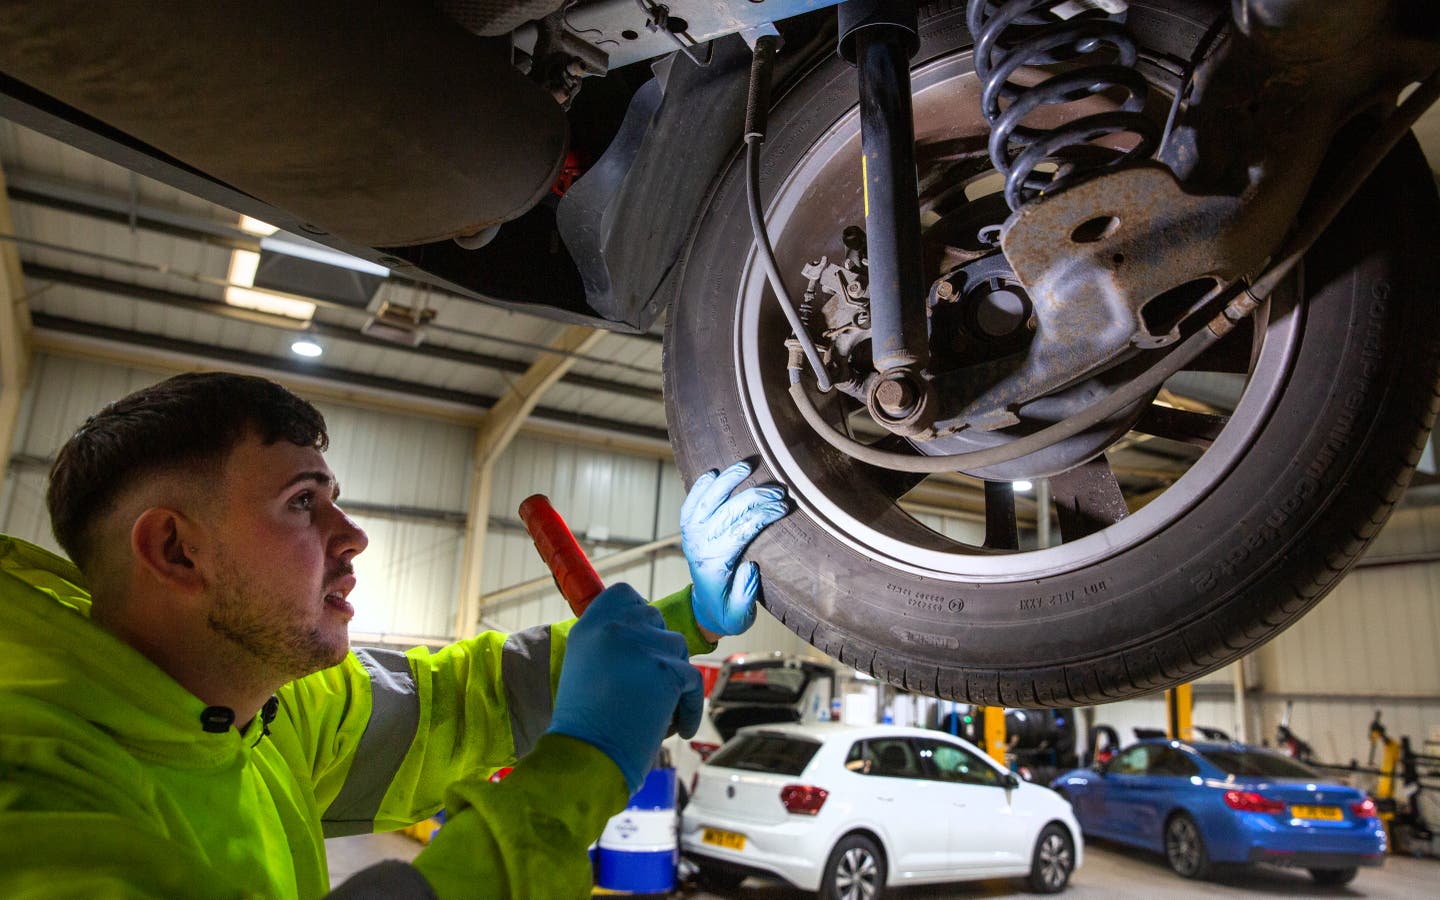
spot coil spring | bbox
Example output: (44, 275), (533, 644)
(967, 0), (1160, 210)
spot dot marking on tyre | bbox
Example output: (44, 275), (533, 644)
(889, 626), (959, 649)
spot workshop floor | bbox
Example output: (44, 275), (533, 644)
(326, 833), (1437, 897)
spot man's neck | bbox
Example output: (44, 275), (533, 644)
(93, 599), (280, 729)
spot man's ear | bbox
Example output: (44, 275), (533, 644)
(129, 507), (206, 594)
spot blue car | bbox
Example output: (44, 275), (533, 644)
(1052, 739), (1385, 885)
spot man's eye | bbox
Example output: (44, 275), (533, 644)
(290, 491), (314, 511)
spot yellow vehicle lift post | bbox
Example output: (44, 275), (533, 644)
(983, 706), (1007, 764)
(1165, 683), (1193, 742)
(1368, 711), (1401, 847)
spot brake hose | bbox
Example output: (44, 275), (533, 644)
(742, 35), (1440, 473)
(745, 33), (832, 393)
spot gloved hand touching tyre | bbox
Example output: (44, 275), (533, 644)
(681, 459), (789, 638)
(545, 583), (705, 792)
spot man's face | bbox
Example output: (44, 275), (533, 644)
(201, 434), (368, 680)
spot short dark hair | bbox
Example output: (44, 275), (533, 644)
(47, 372), (329, 571)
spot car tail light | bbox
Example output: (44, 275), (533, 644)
(690, 741), (721, 761)
(1223, 790), (1286, 814)
(1351, 798), (1378, 819)
(780, 784), (829, 815)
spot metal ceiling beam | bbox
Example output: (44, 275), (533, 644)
(22, 262), (663, 403)
(5, 171), (664, 345)
(455, 325), (605, 639)
(0, 161), (33, 487)
(28, 312), (670, 444)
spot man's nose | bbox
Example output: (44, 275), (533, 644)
(332, 508), (369, 558)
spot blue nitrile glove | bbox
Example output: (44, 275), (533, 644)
(681, 460), (790, 637)
(546, 583), (705, 793)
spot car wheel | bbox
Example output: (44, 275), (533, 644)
(820, 833), (886, 900)
(664, 0), (1440, 704)
(1164, 813), (1212, 880)
(1309, 867), (1359, 886)
(1027, 823), (1075, 894)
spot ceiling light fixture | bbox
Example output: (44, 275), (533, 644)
(290, 339), (323, 358)
(261, 235), (390, 277)
(239, 215), (280, 236)
(1012, 480), (1034, 492)
(225, 242), (316, 321)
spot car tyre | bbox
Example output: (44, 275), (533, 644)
(1164, 812), (1212, 879)
(1309, 867), (1359, 886)
(665, 0), (1440, 706)
(820, 833), (886, 900)
(1026, 823), (1075, 893)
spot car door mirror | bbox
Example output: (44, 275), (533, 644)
(1091, 760), (1109, 775)
(1003, 772), (1021, 789)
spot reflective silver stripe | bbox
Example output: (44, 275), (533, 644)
(501, 624), (554, 759)
(323, 647), (421, 837)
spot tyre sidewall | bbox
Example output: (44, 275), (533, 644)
(1028, 823), (1075, 893)
(1164, 813), (1210, 879)
(821, 833), (886, 900)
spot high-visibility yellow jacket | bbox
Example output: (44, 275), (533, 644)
(0, 535), (711, 898)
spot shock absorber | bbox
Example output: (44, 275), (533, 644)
(967, 0), (1160, 210)
(837, 0), (935, 436)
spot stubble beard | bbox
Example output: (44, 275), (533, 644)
(205, 552), (349, 681)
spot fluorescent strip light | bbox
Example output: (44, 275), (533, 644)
(260, 236), (390, 277)
(239, 215), (280, 236)
(225, 285), (317, 320)
(228, 248), (261, 287)
(224, 246), (315, 320)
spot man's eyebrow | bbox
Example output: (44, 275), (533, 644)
(281, 470), (341, 501)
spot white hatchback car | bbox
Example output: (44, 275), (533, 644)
(680, 723), (1082, 898)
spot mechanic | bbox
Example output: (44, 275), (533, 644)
(0, 372), (788, 898)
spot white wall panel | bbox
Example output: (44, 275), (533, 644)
(1250, 696), (1440, 770)
(1258, 562), (1440, 696)
(909, 510), (986, 544)
(13, 353), (159, 460)
(347, 515), (462, 639)
(312, 402), (472, 513)
(1364, 505), (1440, 557)
(1092, 694), (1240, 743)
(0, 468), (61, 556)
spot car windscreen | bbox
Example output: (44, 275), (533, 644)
(707, 733), (821, 776)
(714, 665), (812, 703)
(1201, 749), (1319, 779)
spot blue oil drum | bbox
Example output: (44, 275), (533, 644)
(594, 767), (677, 894)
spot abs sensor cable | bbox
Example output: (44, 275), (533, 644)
(742, 32), (1440, 473)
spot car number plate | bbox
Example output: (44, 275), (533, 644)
(702, 828), (746, 851)
(1290, 804), (1343, 820)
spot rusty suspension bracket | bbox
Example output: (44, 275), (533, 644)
(785, 62), (1440, 474)
(932, 0), (1440, 437)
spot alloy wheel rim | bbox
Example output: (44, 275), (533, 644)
(735, 51), (1300, 584)
(834, 847), (879, 900)
(1167, 818), (1200, 874)
(1039, 832), (1072, 888)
